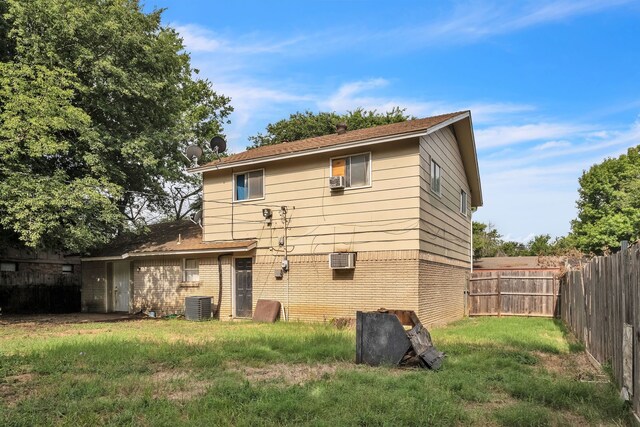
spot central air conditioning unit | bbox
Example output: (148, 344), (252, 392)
(329, 252), (356, 269)
(185, 296), (212, 321)
(329, 175), (346, 190)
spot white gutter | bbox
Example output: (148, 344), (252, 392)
(81, 242), (257, 261)
(189, 113), (469, 174)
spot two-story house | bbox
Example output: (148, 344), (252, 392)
(81, 111), (481, 326)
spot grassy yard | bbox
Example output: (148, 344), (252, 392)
(0, 317), (632, 426)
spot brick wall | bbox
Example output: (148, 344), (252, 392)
(81, 251), (469, 324)
(132, 258), (225, 316)
(237, 251), (420, 322)
(418, 259), (468, 328)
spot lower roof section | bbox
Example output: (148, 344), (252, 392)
(82, 220), (256, 261)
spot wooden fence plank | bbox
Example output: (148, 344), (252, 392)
(470, 270), (559, 317)
(560, 243), (640, 419)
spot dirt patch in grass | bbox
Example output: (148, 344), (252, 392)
(0, 373), (35, 407)
(0, 313), (144, 325)
(556, 410), (592, 426)
(150, 368), (210, 402)
(229, 362), (352, 385)
(534, 351), (607, 382)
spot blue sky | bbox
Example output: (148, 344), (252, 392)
(150, 0), (640, 242)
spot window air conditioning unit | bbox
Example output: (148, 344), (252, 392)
(329, 252), (356, 269)
(329, 175), (346, 190)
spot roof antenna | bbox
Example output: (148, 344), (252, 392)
(209, 136), (227, 160)
(190, 210), (203, 228)
(184, 145), (203, 167)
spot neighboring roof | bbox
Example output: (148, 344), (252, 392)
(83, 221), (256, 260)
(190, 110), (483, 206)
(473, 256), (567, 270)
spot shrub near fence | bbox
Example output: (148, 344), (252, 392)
(0, 272), (81, 313)
(560, 241), (640, 418)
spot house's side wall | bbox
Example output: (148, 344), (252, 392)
(132, 257), (230, 317)
(202, 138), (421, 254)
(81, 261), (107, 313)
(418, 258), (468, 327)
(246, 250), (420, 322)
(419, 127), (472, 265)
(417, 126), (472, 326)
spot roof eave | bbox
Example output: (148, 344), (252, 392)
(81, 241), (257, 261)
(452, 112), (483, 207)
(188, 113), (470, 174)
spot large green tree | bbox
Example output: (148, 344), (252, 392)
(0, 0), (231, 252)
(571, 146), (640, 254)
(247, 107), (411, 149)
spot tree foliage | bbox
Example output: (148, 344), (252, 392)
(247, 107), (412, 149)
(571, 146), (640, 254)
(0, 0), (232, 252)
(472, 222), (576, 258)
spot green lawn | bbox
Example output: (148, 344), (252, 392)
(0, 317), (632, 426)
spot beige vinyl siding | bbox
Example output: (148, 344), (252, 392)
(203, 138), (421, 254)
(419, 127), (472, 264)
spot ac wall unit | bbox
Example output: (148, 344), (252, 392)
(329, 175), (346, 190)
(329, 252), (356, 269)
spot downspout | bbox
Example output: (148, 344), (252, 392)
(217, 253), (232, 319)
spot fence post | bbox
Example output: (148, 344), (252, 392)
(497, 272), (502, 317)
(622, 241), (629, 324)
(620, 240), (633, 399)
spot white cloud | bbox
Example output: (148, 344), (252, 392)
(407, 0), (635, 46)
(480, 117), (640, 171)
(533, 140), (572, 150)
(174, 24), (306, 55)
(317, 79), (537, 125)
(467, 103), (536, 124)
(475, 123), (591, 150)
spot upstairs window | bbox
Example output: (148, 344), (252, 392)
(460, 190), (468, 215)
(331, 153), (371, 188)
(431, 159), (441, 195)
(234, 170), (264, 201)
(183, 258), (199, 282)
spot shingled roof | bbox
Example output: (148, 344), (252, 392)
(191, 111), (467, 171)
(83, 221), (256, 260)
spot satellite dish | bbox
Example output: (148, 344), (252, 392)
(190, 210), (203, 227)
(210, 136), (227, 154)
(185, 145), (203, 166)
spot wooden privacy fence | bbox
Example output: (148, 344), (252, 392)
(560, 242), (640, 416)
(0, 272), (81, 313)
(469, 270), (560, 317)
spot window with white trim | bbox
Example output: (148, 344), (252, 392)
(460, 189), (468, 215)
(0, 262), (17, 272)
(183, 258), (199, 282)
(234, 170), (264, 201)
(331, 153), (371, 188)
(431, 159), (441, 195)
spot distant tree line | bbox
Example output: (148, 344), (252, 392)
(472, 222), (575, 258)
